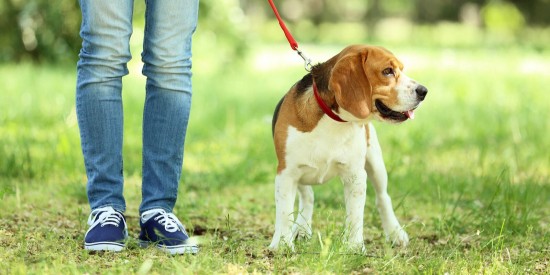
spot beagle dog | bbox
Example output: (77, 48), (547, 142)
(269, 45), (427, 251)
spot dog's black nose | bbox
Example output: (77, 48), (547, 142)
(415, 85), (428, 100)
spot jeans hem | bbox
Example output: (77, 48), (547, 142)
(139, 206), (173, 215)
(92, 204), (126, 213)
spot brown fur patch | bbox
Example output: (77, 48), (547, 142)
(330, 51), (372, 119)
(273, 85), (325, 173)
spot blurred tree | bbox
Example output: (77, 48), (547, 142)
(197, 0), (248, 61)
(412, 0), (488, 22)
(0, 0), (80, 63)
(510, 0), (550, 26)
(0, 0), (24, 62)
(0, 0), (249, 64)
(0, 0), (549, 63)
(482, 1), (525, 34)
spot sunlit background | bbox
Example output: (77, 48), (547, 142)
(2, 0), (550, 64)
(1, 1), (549, 273)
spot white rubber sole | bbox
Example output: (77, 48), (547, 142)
(139, 241), (199, 255)
(84, 242), (125, 252)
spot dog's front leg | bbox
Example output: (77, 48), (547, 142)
(365, 124), (409, 246)
(342, 169), (367, 251)
(269, 173), (298, 251)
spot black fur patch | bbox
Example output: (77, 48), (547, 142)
(296, 73), (313, 94)
(311, 63), (330, 92)
(295, 63), (331, 96)
(272, 95), (285, 137)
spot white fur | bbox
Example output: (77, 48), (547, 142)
(269, 118), (409, 251)
(393, 72), (421, 112)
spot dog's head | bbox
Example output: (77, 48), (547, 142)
(327, 45), (427, 123)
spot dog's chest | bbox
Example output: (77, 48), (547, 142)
(284, 117), (367, 184)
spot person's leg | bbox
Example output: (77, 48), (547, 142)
(139, 0), (199, 214)
(137, 0), (199, 255)
(76, 0), (134, 213)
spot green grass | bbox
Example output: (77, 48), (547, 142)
(1, 44), (549, 274)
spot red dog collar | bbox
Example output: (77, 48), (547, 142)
(312, 80), (347, 123)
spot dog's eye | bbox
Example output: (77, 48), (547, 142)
(382, 68), (394, 76)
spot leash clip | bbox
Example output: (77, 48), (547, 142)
(296, 49), (313, 72)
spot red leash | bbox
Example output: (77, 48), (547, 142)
(267, 0), (312, 71)
(267, 0), (298, 51)
(268, 0), (347, 122)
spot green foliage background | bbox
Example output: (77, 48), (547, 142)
(1, 0), (550, 63)
(1, 47), (549, 273)
(1, 0), (549, 273)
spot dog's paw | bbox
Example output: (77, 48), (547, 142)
(343, 241), (366, 254)
(388, 227), (409, 247)
(268, 242), (278, 251)
(291, 224), (312, 241)
(268, 239), (295, 252)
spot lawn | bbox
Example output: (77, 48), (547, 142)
(0, 43), (549, 274)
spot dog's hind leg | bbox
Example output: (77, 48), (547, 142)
(269, 173), (298, 251)
(365, 124), (409, 246)
(292, 185), (313, 241)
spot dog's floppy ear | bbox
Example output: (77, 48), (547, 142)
(329, 49), (372, 119)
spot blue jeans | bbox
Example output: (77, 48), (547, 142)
(76, 0), (199, 214)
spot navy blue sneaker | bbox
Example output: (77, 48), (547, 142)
(84, 206), (128, 252)
(138, 209), (198, 254)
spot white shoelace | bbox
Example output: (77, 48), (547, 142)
(86, 206), (127, 234)
(141, 209), (185, 233)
